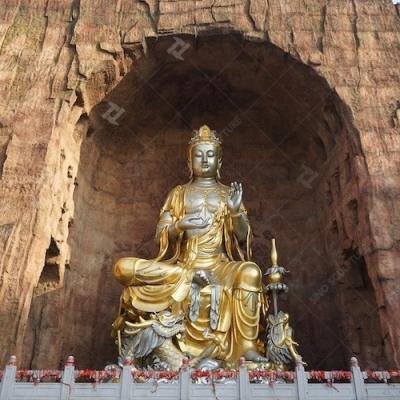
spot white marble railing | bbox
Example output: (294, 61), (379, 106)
(0, 356), (399, 400)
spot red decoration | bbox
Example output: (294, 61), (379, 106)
(7, 367), (400, 386)
(74, 369), (121, 384)
(248, 370), (295, 383)
(65, 356), (75, 367)
(132, 370), (180, 383)
(16, 370), (62, 383)
(191, 370), (238, 380)
(364, 369), (400, 382)
(308, 370), (352, 382)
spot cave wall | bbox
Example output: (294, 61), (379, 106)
(0, 0), (399, 369)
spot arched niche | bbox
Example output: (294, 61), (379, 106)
(23, 33), (386, 370)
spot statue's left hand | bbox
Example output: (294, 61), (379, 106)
(227, 182), (243, 213)
(193, 270), (210, 287)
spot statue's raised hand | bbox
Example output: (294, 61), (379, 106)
(176, 215), (210, 231)
(227, 182), (242, 213)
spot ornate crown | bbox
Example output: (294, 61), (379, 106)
(189, 125), (221, 146)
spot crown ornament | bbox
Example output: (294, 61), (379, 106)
(189, 125), (221, 146)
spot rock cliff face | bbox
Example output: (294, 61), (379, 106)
(0, 0), (399, 369)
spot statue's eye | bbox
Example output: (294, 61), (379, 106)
(207, 151), (215, 157)
(194, 151), (202, 157)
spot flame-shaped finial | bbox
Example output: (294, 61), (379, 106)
(271, 238), (278, 266)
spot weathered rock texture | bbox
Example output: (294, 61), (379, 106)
(0, 0), (399, 369)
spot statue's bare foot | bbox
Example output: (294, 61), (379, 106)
(244, 350), (269, 363)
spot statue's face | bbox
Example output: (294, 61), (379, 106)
(191, 143), (220, 178)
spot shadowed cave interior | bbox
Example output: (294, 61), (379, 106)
(23, 34), (387, 370)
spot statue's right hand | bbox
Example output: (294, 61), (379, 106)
(176, 216), (210, 231)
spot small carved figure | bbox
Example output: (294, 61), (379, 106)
(116, 311), (185, 369)
(266, 311), (303, 369)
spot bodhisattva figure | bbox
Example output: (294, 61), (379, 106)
(112, 125), (269, 369)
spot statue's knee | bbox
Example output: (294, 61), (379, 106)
(235, 262), (262, 289)
(113, 258), (135, 286)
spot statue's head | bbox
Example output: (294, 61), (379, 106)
(188, 125), (222, 179)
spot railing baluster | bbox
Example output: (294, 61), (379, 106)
(238, 357), (248, 400)
(3, 353), (400, 400)
(180, 357), (190, 400)
(120, 359), (133, 400)
(0, 356), (17, 400)
(295, 357), (307, 400)
(60, 356), (75, 400)
(350, 357), (367, 400)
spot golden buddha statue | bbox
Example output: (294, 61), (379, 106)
(112, 125), (269, 369)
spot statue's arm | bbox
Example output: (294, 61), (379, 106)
(154, 211), (180, 242)
(231, 203), (251, 243)
(227, 182), (250, 243)
(154, 187), (182, 243)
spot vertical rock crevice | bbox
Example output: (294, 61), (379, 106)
(33, 237), (61, 298)
(317, 4), (327, 53)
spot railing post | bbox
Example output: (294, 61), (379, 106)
(180, 357), (190, 400)
(0, 355), (17, 400)
(350, 357), (367, 400)
(238, 357), (248, 400)
(120, 358), (133, 400)
(295, 356), (307, 400)
(60, 355), (75, 400)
